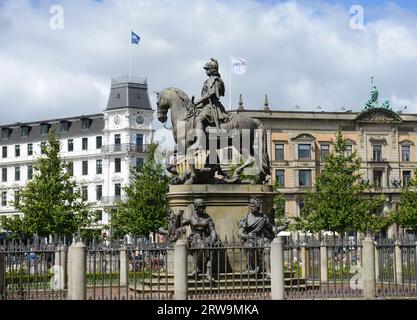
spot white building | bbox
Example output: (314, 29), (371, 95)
(0, 76), (154, 229)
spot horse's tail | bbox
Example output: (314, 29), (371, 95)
(254, 119), (271, 181)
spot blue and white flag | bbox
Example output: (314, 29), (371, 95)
(231, 56), (247, 75)
(131, 31), (140, 44)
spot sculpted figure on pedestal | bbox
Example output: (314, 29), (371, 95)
(239, 196), (289, 278)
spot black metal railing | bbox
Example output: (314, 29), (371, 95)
(0, 238), (67, 300)
(1, 236), (417, 300)
(86, 238), (171, 300)
(375, 238), (417, 297)
(283, 235), (363, 299)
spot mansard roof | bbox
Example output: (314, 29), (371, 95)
(0, 113), (104, 145)
(106, 76), (152, 111)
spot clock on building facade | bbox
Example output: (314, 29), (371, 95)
(136, 115), (144, 125)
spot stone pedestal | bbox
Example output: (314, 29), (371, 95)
(168, 184), (274, 273)
(167, 247), (195, 274)
(167, 184), (274, 242)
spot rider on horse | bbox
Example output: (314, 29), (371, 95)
(193, 58), (229, 139)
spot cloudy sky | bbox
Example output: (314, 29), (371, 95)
(2, 0), (417, 144)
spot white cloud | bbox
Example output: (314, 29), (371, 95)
(1, 0), (417, 133)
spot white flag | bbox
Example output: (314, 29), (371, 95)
(231, 56), (247, 75)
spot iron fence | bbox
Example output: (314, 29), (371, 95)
(1, 236), (417, 300)
(87, 237), (274, 300)
(375, 239), (417, 297)
(0, 238), (67, 300)
(284, 236), (363, 299)
(187, 237), (272, 300)
(85, 239), (172, 300)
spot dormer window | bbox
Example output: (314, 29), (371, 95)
(21, 125), (31, 137)
(1, 128), (12, 139)
(40, 123), (50, 135)
(81, 118), (92, 130)
(60, 121), (71, 133)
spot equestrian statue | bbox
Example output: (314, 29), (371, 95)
(156, 58), (270, 185)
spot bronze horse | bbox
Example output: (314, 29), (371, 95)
(156, 87), (270, 184)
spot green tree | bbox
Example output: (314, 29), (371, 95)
(393, 170), (417, 233)
(111, 143), (171, 238)
(293, 129), (387, 235)
(0, 129), (91, 238)
(273, 180), (286, 225)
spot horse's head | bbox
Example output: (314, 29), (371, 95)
(155, 89), (170, 124)
(156, 87), (191, 127)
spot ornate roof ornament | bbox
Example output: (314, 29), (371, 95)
(263, 94), (270, 112)
(238, 94), (244, 111)
(363, 76), (391, 111)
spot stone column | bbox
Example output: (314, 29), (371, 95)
(68, 241), (86, 300)
(271, 238), (285, 300)
(357, 246), (362, 268)
(53, 245), (67, 290)
(174, 240), (188, 300)
(320, 243), (328, 283)
(120, 246), (128, 287)
(301, 245), (307, 279)
(395, 240), (402, 285)
(362, 236), (376, 299)
(374, 246), (379, 282)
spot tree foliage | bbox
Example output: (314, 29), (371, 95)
(393, 169), (417, 232)
(273, 180), (286, 225)
(0, 129), (91, 238)
(111, 143), (171, 238)
(293, 129), (388, 235)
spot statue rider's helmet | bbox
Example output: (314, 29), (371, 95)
(203, 58), (219, 73)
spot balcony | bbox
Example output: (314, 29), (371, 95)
(100, 196), (126, 206)
(369, 157), (388, 163)
(102, 144), (149, 154)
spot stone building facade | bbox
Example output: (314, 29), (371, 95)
(237, 106), (416, 238)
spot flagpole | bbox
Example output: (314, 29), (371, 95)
(129, 31), (132, 82)
(229, 55), (232, 110)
